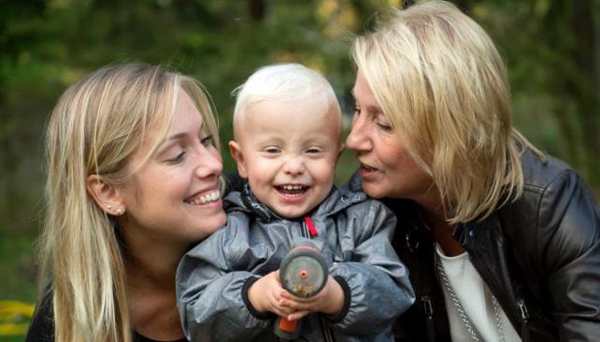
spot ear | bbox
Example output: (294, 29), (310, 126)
(336, 143), (346, 162)
(228, 140), (248, 179)
(87, 174), (126, 215)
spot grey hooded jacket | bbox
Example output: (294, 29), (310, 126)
(176, 183), (415, 342)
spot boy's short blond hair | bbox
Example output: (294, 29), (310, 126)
(232, 63), (342, 141)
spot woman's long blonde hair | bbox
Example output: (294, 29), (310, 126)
(40, 62), (220, 342)
(353, 0), (544, 223)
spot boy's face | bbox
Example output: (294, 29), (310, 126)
(229, 99), (343, 219)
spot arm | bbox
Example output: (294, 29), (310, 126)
(326, 200), (415, 335)
(176, 215), (275, 342)
(537, 170), (600, 341)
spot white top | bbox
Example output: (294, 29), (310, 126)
(436, 244), (521, 342)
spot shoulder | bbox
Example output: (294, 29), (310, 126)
(26, 288), (55, 342)
(520, 149), (579, 193)
(518, 149), (597, 220)
(503, 149), (599, 269)
(340, 172), (416, 220)
(328, 182), (387, 217)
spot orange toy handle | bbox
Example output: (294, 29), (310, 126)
(274, 316), (301, 340)
(278, 317), (298, 332)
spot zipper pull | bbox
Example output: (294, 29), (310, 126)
(422, 295), (436, 342)
(304, 216), (318, 238)
(517, 298), (530, 342)
(517, 299), (529, 324)
(422, 295), (434, 319)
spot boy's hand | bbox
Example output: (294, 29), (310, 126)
(279, 275), (344, 321)
(248, 270), (296, 317)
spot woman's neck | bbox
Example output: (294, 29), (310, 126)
(124, 241), (186, 289)
(119, 226), (189, 340)
(415, 192), (465, 257)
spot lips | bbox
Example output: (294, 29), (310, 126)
(358, 162), (378, 180)
(185, 189), (221, 205)
(275, 184), (309, 197)
(361, 164), (376, 172)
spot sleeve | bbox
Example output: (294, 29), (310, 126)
(537, 170), (600, 341)
(327, 200), (415, 335)
(176, 214), (276, 342)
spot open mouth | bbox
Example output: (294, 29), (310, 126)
(360, 163), (377, 172)
(275, 184), (309, 197)
(185, 189), (220, 205)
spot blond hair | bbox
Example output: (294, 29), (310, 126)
(352, 0), (544, 223)
(232, 63), (342, 140)
(41, 62), (219, 342)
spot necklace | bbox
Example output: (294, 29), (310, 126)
(436, 254), (505, 342)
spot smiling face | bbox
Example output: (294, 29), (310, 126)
(346, 70), (434, 202)
(229, 99), (343, 219)
(118, 90), (226, 244)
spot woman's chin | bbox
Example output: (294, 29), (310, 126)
(362, 181), (388, 199)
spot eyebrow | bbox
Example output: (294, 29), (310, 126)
(367, 105), (383, 114)
(161, 122), (207, 145)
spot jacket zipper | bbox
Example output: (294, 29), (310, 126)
(301, 219), (335, 342)
(517, 298), (530, 342)
(422, 295), (436, 342)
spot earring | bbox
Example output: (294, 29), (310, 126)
(107, 205), (114, 210)
(116, 207), (125, 215)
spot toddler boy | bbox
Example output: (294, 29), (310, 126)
(177, 63), (414, 341)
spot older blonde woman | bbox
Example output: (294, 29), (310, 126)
(346, 1), (600, 341)
(26, 63), (226, 342)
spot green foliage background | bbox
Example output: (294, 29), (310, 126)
(0, 0), (598, 338)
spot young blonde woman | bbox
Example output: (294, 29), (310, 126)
(346, 1), (600, 341)
(26, 62), (226, 342)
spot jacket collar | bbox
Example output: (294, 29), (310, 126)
(224, 180), (366, 222)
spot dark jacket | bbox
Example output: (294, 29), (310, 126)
(26, 288), (188, 342)
(349, 149), (600, 342)
(177, 183), (415, 342)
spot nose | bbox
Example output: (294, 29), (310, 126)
(194, 146), (223, 179)
(283, 155), (305, 176)
(346, 113), (373, 153)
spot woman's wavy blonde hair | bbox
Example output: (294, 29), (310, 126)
(352, 0), (544, 223)
(40, 62), (220, 342)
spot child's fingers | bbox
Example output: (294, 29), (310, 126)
(270, 307), (292, 317)
(273, 300), (297, 316)
(287, 310), (310, 321)
(280, 292), (318, 304)
(279, 298), (317, 313)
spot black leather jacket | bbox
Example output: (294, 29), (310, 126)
(350, 150), (600, 341)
